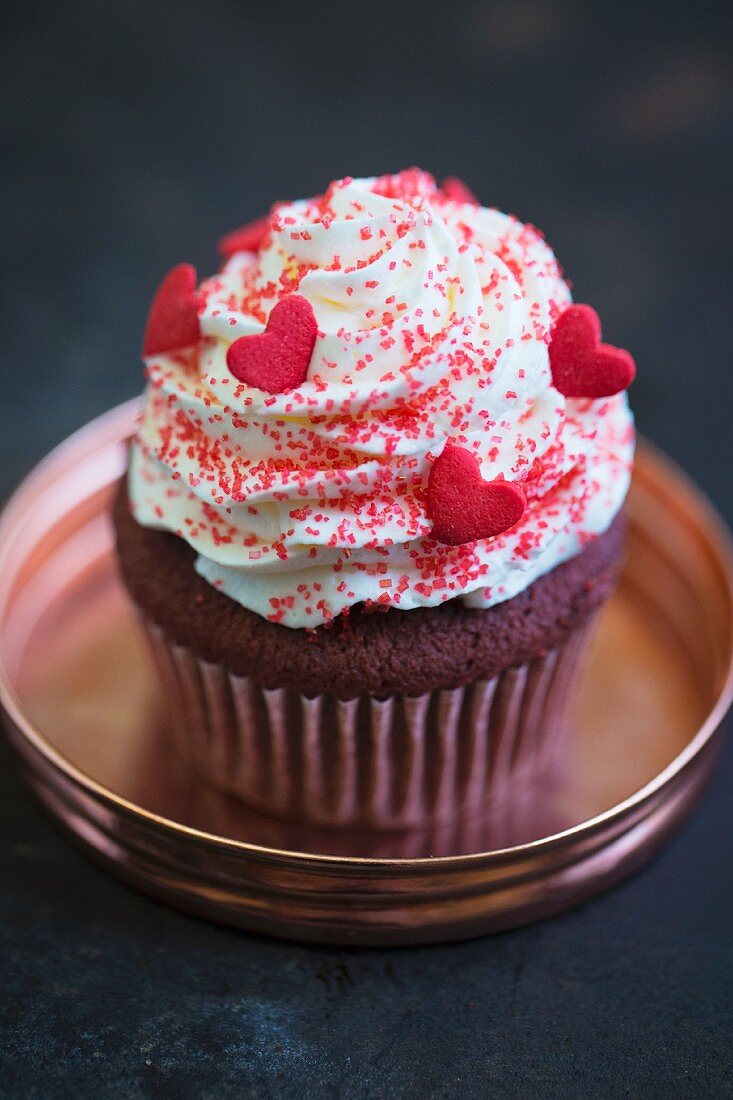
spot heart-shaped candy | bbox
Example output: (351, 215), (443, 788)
(226, 295), (318, 394)
(427, 445), (526, 546)
(549, 304), (636, 399)
(218, 215), (270, 259)
(142, 264), (200, 357)
(440, 177), (478, 204)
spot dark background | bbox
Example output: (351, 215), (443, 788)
(1, 1), (732, 1096)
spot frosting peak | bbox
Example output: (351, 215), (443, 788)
(130, 170), (634, 627)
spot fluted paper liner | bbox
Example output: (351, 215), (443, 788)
(142, 615), (598, 830)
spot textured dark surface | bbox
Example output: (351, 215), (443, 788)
(113, 479), (625, 698)
(1, 1), (732, 1096)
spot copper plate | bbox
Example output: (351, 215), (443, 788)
(1, 401), (732, 946)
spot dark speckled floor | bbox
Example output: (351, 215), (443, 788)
(1, 2), (732, 1096)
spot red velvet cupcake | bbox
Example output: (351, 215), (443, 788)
(115, 169), (636, 829)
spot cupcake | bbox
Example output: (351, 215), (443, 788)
(114, 168), (635, 829)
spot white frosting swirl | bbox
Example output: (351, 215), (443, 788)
(130, 170), (634, 627)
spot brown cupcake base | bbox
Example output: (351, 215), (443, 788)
(113, 481), (624, 829)
(113, 480), (625, 700)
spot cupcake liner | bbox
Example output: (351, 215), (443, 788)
(143, 614), (598, 830)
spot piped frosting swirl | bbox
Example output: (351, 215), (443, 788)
(130, 169), (634, 627)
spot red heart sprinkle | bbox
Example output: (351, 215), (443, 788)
(142, 264), (200, 357)
(218, 216), (270, 259)
(427, 445), (526, 546)
(440, 177), (479, 204)
(226, 295), (318, 394)
(549, 304), (636, 399)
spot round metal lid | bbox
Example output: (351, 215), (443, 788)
(1, 402), (731, 944)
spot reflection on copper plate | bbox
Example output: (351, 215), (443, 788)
(0, 400), (732, 944)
